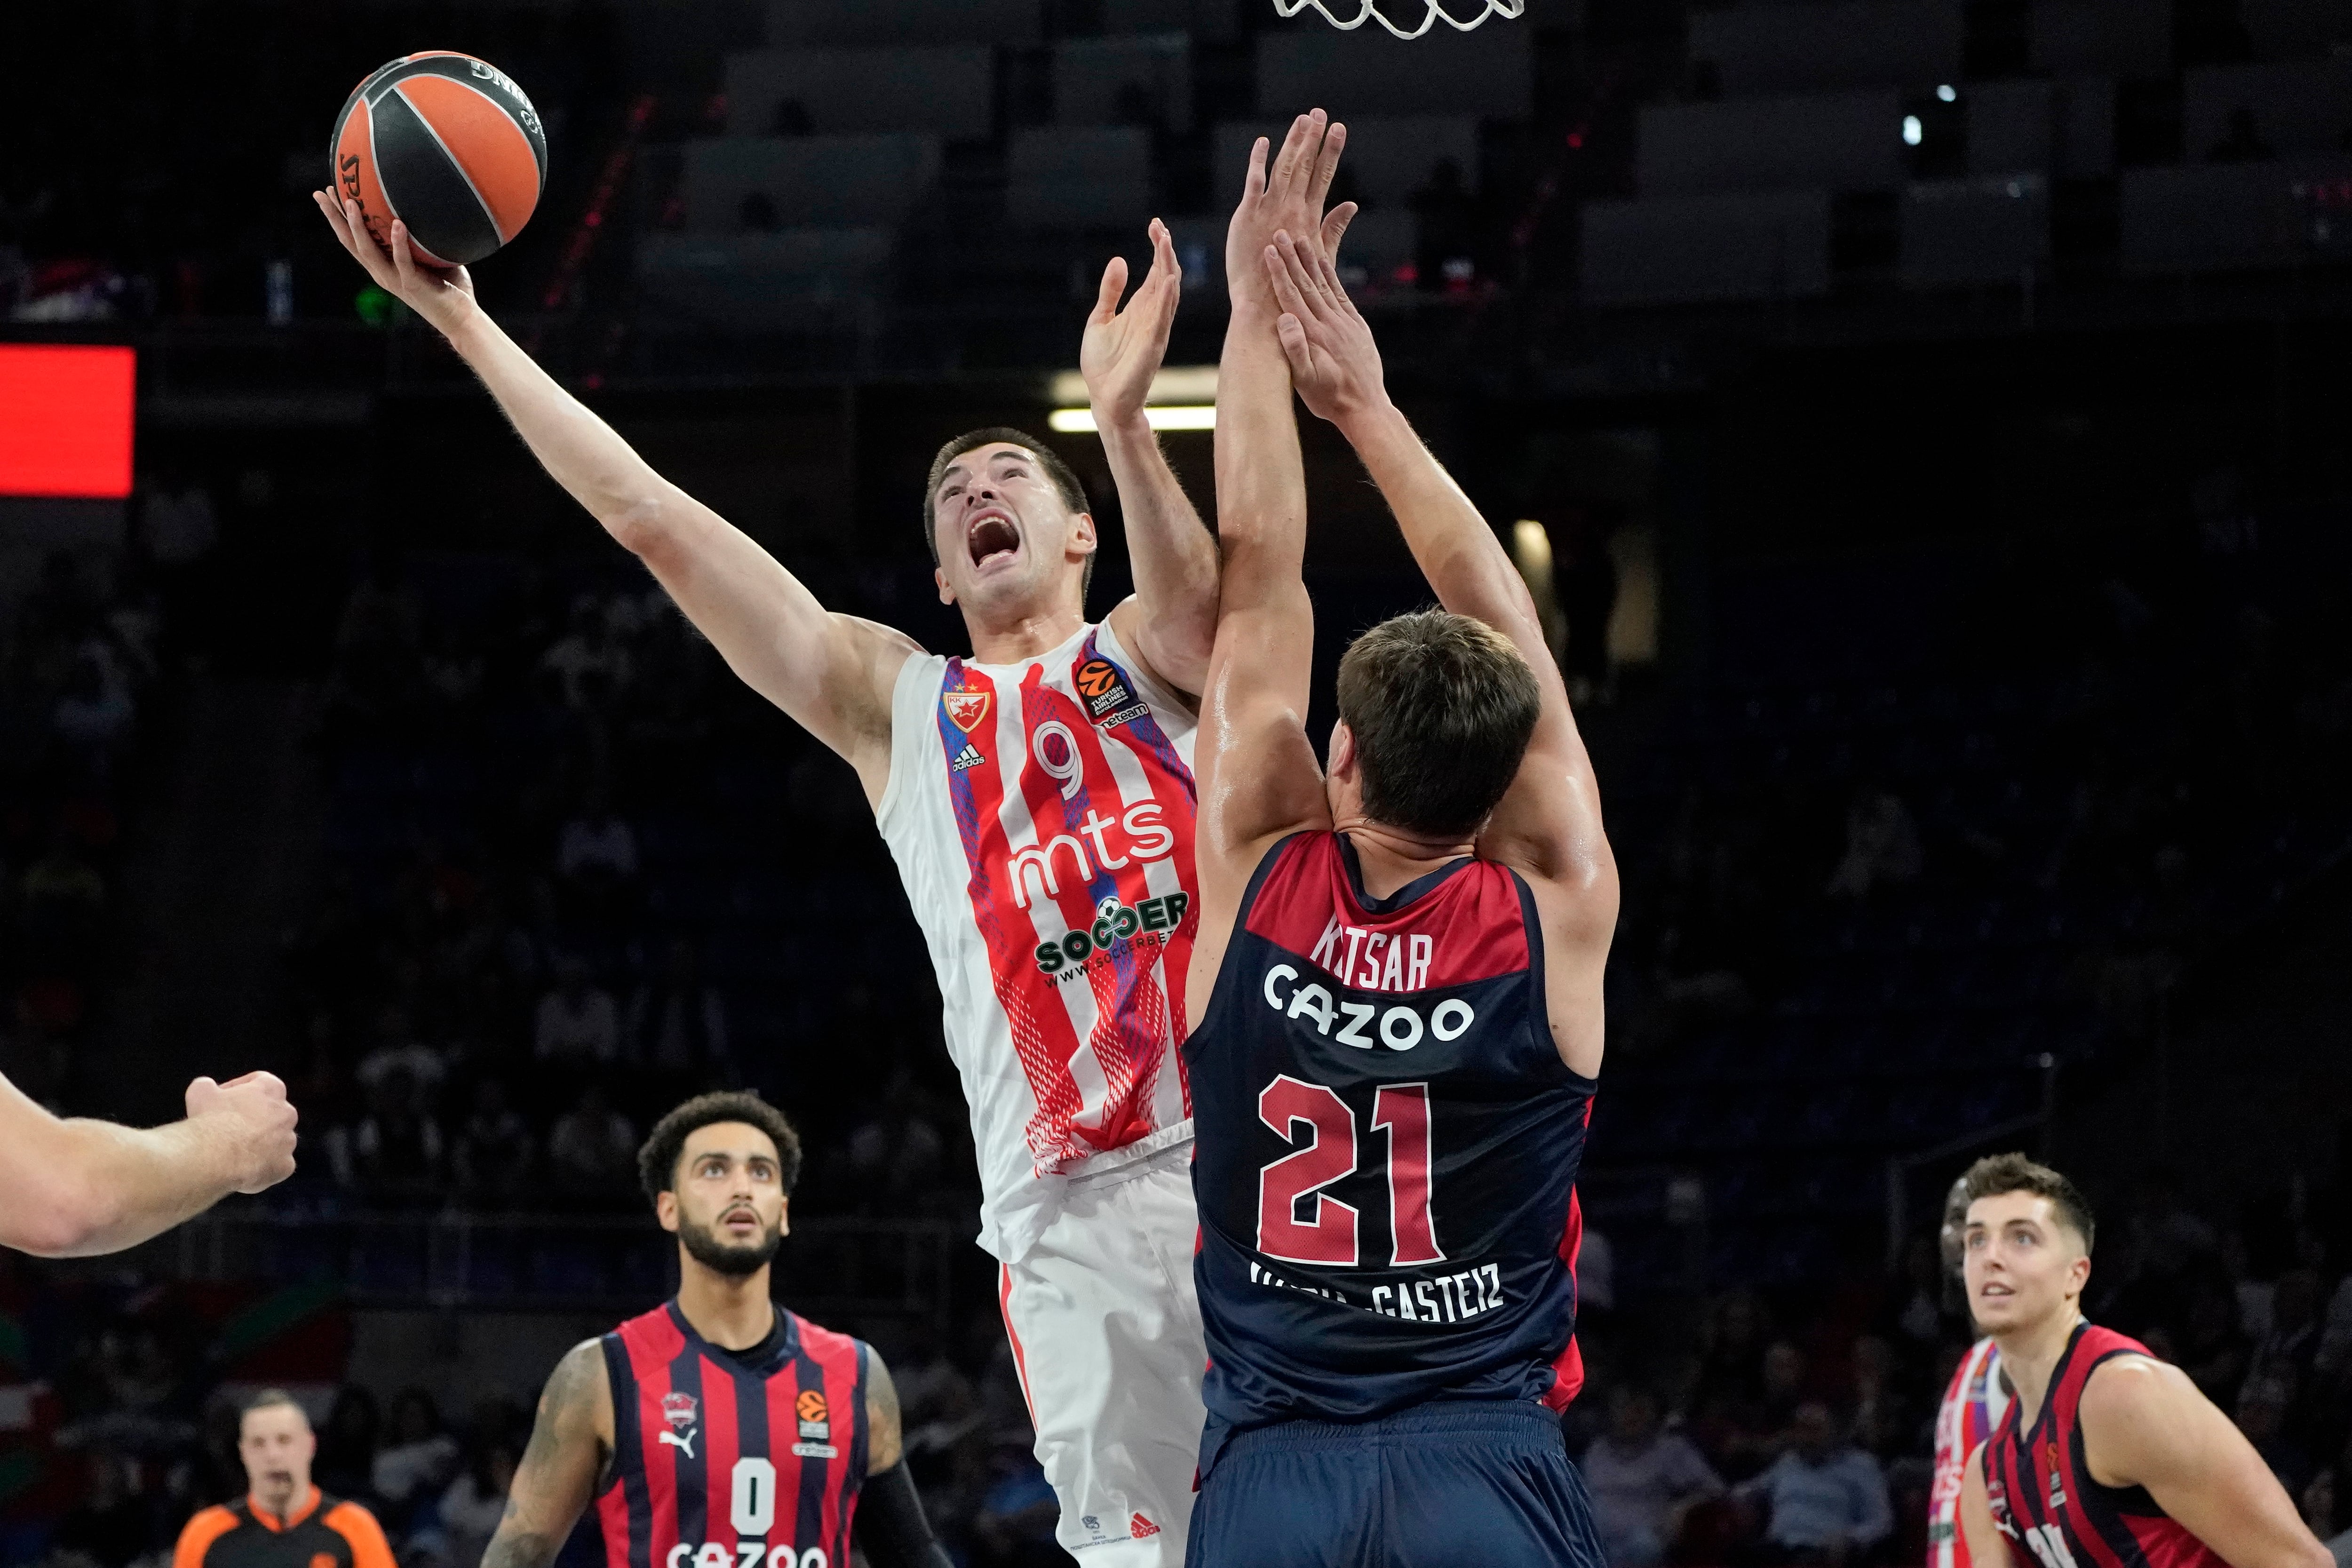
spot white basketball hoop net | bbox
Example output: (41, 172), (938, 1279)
(1272, 0), (1523, 39)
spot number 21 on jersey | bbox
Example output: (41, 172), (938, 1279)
(1256, 1075), (1442, 1267)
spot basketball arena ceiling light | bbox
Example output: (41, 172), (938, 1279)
(1047, 365), (1218, 433)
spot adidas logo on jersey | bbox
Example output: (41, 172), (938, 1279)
(949, 741), (984, 772)
(1129, 1515), (1160, 1539)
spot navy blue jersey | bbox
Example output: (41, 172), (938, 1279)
(1186, 832), (1597, 1478)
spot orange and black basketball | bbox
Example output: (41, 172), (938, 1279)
(329, 52), (547, 269)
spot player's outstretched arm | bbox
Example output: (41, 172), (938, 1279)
(0, 1069), (297, 1257)
(1086, 220), (1219, 698)
(855, 1354), (954, 1568)
(2082, 1355), (2333, 1568)
(1192, 114), (1354, 965)
(483, 1340), (613, 1568)
(1264, 230), (1618, 1077)
(313, 192), (916, 800)
(1958, 1446), (2005, 1568)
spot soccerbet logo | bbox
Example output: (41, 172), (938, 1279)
(1034, 891), (1191, 976)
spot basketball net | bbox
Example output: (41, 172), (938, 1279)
(1272, 0), (1523, 39)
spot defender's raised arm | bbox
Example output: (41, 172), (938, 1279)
(315, 193), (915, 800)
(1263, 228), (1617, 1075)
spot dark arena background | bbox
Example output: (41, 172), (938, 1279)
(3, 0), (2352, 1565)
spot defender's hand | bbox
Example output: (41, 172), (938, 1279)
(1264, 228), (1387, 428)
(185, 1071), (299, 1194)
(313, 190), (479, 340)
(1225, 110), (1356, 311)
(1082, 219), (1182, 429)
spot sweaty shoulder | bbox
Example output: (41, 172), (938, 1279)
(2077, 1350), (2198, 1484)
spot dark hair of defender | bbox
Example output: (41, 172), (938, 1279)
(637, 1090), (805, 1205)
(922, 428), (1097, 598)
(1335, 609), (1543, 839)
(1958, 1150), (2096, 1254)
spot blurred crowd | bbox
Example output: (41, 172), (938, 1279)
(0, 543), (165, 1112)
(277, 552), (973, 1224)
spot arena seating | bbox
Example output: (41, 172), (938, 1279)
(1213, 115), (1480, 208)
(636, 228), (897, 332)
(1635, 92), (1909, 199)
(723, 45), (996, 139)
(1898, 175), (2048, 287)
(1007, 126), (1155, 231)
(676, 133), (944, 231)
(764, 0), (1041, 48)
(1252, 24), (1533, 120)
(1054, 34), (1192, 131)
(1581, 191), (1833, 305)
(2120, 159), (2352, 272)
(1686, 0), (1963, 96)
(2181, 59), (2352, 161)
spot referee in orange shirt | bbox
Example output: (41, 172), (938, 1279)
(175, 1391), (397, 1568)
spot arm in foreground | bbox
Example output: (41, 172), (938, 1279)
(1088, 220), (1220, 696)
(481, 1340), (613, 1568)
(1958, 1448), (2007, 1568)
(1264, 229), (1618, 1075)
(1195, 115), (1353, 905)
(0, 1070), (296, 1257)
(856, 1354), (953, 1568)
(312, 193), (916, 800)
(2081, 1355), (2332, 1568)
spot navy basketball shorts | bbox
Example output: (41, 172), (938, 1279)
(1185, 1401), (1605, 1568)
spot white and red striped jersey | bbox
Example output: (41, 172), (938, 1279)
(1930, 1336), (2009, 1568)
(876, 620), (1199, 1263)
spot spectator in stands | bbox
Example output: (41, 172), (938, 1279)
(1826, 785), (1923, 899)
(533, 955), (619, 1064)
(2249, 1268), (2325, 1407)
(1409, 159), (1477, 294)
(625, 937), (733, 1096)
(968, 1439), (1064, 1568)
(1585, 1385), (1724, 1567)
(334, 1065), (445, 1203)
(547, 1082), (636, 1194)
(437, 1437), (519, 1568)
(312, 1388), (382, 1505)
(175, 1391), (396, 1568)
(2237, 1377), (2313, 1495)
(20, 828), (108, 952)
(538, 597), (630, 711)
(54, 1450), (155, 1568)
(2302, 1465), (2352, 1568)
(1736, 1402), (1893, 1565)
(2210, 106), (2274, 161)
(371, 1389), (459, 1534)
(2181, 1272), (2254, 1412)
(51, 641), (137, 772)
(451, 1077), (534, 1205)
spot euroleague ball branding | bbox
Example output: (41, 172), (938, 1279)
(331, 51), (548, 267)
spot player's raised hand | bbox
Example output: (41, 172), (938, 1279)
(1264, 227), (1386, 429)
(184, 1071), (299, 1194)
(313, 189), (478, 339)
(1082, 218), (1182, 429)
(1225, 110), (1355, 310)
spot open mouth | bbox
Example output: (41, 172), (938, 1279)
(967, 511), (1019, 568)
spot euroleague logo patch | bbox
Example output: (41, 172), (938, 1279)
(1073, 658), (1146, 728)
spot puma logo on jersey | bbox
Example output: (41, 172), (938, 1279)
(658, 1428), (697, 1457)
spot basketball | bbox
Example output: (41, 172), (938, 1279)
(329, 52), (547, 269)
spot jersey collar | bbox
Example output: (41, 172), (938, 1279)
(665, 1300), (798, 1375)
(1337, 832), (1471, 915)
(246, 1486), (321, 1531)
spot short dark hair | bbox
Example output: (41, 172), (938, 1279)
(1960, 1152), (2096, 1253)
(1336, 610), (1543, 837)
(922, 428), (1095, 597)
(240, 1388), (307, 1423)
(637, 1092), (804, 1205)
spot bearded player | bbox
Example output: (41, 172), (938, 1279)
(481, 1092), (950, 1568)
(318, 148), (1354, 1558)
(1932, 1171), (2010, 1568)
(1955, 1153), (2329, 1568)
(1178, 112), (1618, 1566)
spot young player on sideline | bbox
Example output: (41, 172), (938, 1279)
(317, 166), (1350, 1561)
(0, 1067), (298, 1257)
(1179, 111), (1619, 1566)
(1931, 1174), (2008, 1568)
(1955, 1153), (2331, 1568)
(478, 1093), (950, 1568)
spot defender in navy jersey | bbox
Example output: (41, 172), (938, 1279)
(1182, 113), (1620, 1567)
(478, 1094), (953, 1568)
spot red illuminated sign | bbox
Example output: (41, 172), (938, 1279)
(0, 345), (136, 499)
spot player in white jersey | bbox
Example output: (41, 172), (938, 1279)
(318, 175), (1355, 1564)
(1930, 1175), (2010, 1568)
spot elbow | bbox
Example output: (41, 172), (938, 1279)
(2, 1180), (114, 1257)
(601, 491), (673, 561)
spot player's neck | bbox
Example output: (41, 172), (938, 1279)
(1992, 1304), (2084, 1425)
(961, 599), (1086, 665)
(675, 1263), (778, 1350)
(251, 1481), (309, 1522)
(1338, 821), (1477, 901)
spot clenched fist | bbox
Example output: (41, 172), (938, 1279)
(185, 1072), (299, 1194)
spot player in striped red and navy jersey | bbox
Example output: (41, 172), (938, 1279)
(479, 1093), (950, 1568)
(1955, 1153), (2329, 1568)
